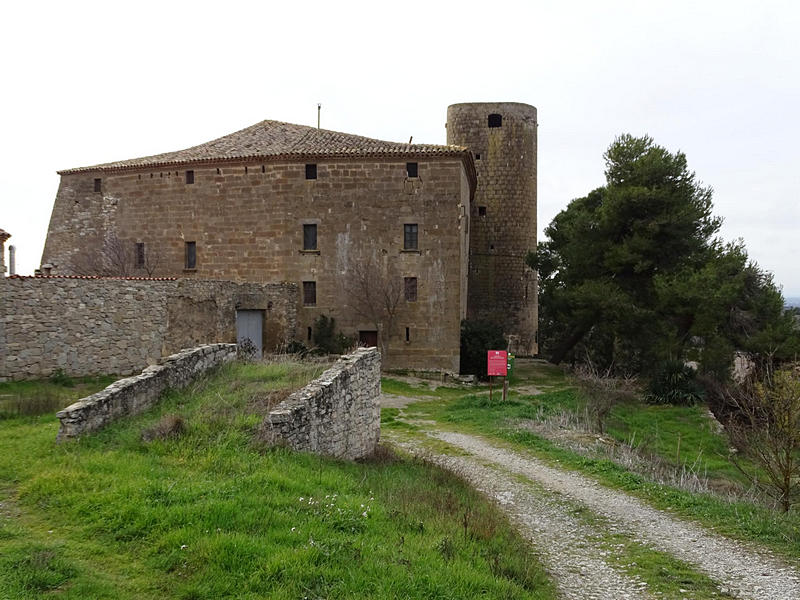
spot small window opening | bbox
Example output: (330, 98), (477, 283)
(138, 174), (141, 180)
(150, 173), (154, 178)
(261, 165), (265, 173)
(185, 241), (197, 270)
(488, 114), (502, 128)
(490, 244), (495, 251)
(404, 277), (418, 302)
(403, 223), (418, 250)
(478, 206), (487, 217)
(135, 242), (145, 268)
(216, 168), (221, 175)
(303, 281), (317, 306)
(303, 224), (318, 251)
(475, 153), (481, 160)
(160, 172), (163, 178)
(405, 327), (410, 342)
(185, 170), (194, 184)
(406, 162), (418, 178)
(245, 166), (248, 174)
(307, 326), (312, 341)
(305, 164), (317, 180)
(93, 178), (101, 192)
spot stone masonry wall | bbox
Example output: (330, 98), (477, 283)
(0, 276), (296, 380)
(56, 343), (235, 440)
(263, 347), (380, 460)
(41, 156), (470, 371)
(447, 103), (538, 355)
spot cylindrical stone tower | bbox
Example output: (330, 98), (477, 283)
(446, 102), (538, 355)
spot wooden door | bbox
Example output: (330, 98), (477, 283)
(358, 330), (378, 348)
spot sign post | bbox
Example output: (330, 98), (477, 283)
(487, 350), (508, 403)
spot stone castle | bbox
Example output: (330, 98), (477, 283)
(37, 102), (538, 371)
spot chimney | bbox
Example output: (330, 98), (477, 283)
(0, 229), (10, 276)
(8, 245), (15, 276)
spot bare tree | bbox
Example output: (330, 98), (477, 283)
(340, 254), (404, 360)
(724, 366), (800, 512)
(69, 233), (163, 277)
(574, 363), (638, 434)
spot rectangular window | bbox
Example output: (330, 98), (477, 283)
(478, 206), (487, 216)
(303, 224), (318, 250)
(185, 170), (194, 184)
(405, 327), (410, 342)
(305, 164), (317, 180)
(185, 241), (197, 270)
(403, 223), (418, 250)
(406, 162), (418, 178)
(303, 281), (316, 306)
(135, 242), (145, 268)
(404, 277), (417, 302)
(94, 178), (101, 192)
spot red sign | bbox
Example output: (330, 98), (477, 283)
(487, 350), (508, 376)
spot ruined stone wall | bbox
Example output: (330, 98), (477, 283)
(446, 103), (538, 355)
(0, 276), (296, 380)
(56, 343), (235, 440)
(263, 347), (380, 460)
(41, 157), (470, 371)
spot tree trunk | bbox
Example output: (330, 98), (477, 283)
(548, 319), (595, 365)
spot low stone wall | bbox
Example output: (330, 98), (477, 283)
(57, 344), (236, 440)
(264, 348), (381, 460)
(0, 276), (296, 380)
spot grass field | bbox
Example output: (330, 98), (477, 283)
(0, 361), (556, 600)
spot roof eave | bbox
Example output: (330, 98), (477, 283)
(57, 147), (471, 176)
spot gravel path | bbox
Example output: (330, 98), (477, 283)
(390, 435), (652, 599)
(387, 429), (800, 600)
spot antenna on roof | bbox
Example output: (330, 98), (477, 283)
(408, 136), (413, 144)
(317, 103), (321, 129)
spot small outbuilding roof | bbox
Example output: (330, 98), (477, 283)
(59, 120), (471, 174)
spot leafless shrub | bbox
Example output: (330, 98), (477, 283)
(141, 414), (185, 442)
(722, 367), (800, 512)
(573, 364), (639, 434)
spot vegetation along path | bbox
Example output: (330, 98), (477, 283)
(381, 363), (800, 599)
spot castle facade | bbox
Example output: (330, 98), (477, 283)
(41, 103), (537, 370)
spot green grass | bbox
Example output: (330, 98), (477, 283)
(385, 361), (800, 563)
(605, 400), (745, 484)
(0, 361), (556, 599)
(0, 375), (117, 418)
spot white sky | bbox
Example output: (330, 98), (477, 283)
(2, 0), (798, 294)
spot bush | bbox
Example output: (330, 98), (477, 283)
(645, 359), (704, 405)
(460, 319), (506, 379)
(723, 368), (800, 512)
(312, 315), (355, 355)
(285, 340), (310, 356)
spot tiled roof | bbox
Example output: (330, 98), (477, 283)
(9, 275), (178, 281)
(59, 120), (470, 174)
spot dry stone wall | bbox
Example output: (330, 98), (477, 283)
(57, 343), (235, 440)
(0, 276), (296, 380)
(264, 347), (380, 460)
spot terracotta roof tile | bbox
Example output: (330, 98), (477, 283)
(9, 275), (178, 281)
(60, 120), (469, 174)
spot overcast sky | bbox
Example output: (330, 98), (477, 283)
(2, 0), (798, 294)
